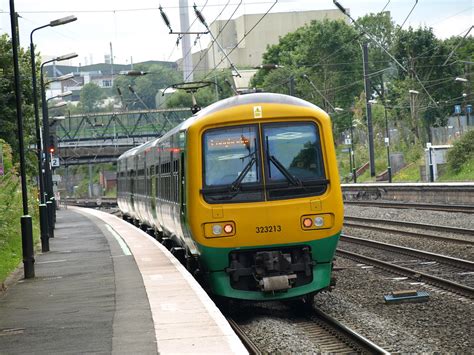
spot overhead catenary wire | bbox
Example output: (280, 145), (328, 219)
(184, 0), (242, 82)
(202, 0), (278, 82)
(397, 0), (418, 33)
(333, 0), (439, 108)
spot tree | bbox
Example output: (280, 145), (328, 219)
(391, 27), (464, 143)
(0, 34), (37, 172)
(80, 83), (104, 112)
(113, 63), (181, 109)
(251, 19), (363, 137)
(165, 69), (235, 110)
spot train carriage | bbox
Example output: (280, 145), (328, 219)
(117, 93), (343, 301)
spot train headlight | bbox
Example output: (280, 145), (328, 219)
(224, 224), (234, 234)
(212, 225), (222, 235)
(303, 218), (313, 228)
(204, 221), (236, 238)
(301, 213), (334, 230)
(314, 216), (324, 227)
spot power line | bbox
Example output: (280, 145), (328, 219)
(185, 0), (243, 81)
(203, 0), (278, 81)
(397, 0), (418, 32)
(333, 0), (439, 108)
(0, 2), (274, 14)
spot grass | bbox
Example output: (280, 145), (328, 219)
(438, 157), (474, 182)
(393, 162), (422, 182)
(0, 174), (40, 284)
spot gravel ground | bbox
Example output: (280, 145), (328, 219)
(231, 206), (473, 353)
(344, 205), (474, 230)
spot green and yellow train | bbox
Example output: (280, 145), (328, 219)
(117, 93), (343, 302)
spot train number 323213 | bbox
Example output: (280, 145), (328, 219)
(256, 225), (282, 233)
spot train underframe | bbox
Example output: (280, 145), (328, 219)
(121, 214), (338, 303)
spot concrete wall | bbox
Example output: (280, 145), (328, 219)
(177, 9), (347, 72)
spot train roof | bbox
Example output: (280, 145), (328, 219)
(160, 93), (323, 140)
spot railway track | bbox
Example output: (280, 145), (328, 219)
(337, 235), (474, 298)
(64, 197), (117, 208)
(344, 216), (474, 244)
(344, 200), (474, 213)
(227, 307), (389, 354)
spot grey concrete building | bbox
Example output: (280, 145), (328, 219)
(177, 9), (347, 74)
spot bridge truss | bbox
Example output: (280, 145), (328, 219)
(54, 107), (191, 166)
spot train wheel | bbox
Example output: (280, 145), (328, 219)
(302, 292), (315, 309)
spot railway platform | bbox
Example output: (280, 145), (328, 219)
(0, 208), (247, 354)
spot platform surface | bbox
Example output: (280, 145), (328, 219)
(0, 208), (247, 354)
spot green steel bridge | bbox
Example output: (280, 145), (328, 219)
(54, 107), (191, 166)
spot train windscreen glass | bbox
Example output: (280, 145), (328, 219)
(263, 122), (327, 199)
(202, 125), (263, 203)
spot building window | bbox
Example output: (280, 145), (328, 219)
(102, 79), (112, 87)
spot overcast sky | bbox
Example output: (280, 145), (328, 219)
(0, 0), (472, 67)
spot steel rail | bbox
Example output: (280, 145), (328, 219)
(340, 234), (474, 270)
(344, 221), (474, 245)
(344, 200), (474, 213)
(226, 317), (262, 355)
(336, 249), (474, 299)
(312, 308), (390, 355)
(344, 216), (474, 236)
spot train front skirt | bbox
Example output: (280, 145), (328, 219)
(197, 233), (340, 301)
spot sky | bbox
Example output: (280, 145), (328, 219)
(0, 0), (472, 67)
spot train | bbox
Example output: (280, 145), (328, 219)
(117, 93), (343, 303)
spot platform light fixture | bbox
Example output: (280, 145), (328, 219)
(30, 14), (77, 253)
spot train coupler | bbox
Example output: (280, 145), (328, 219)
(259, 274), (297, 292)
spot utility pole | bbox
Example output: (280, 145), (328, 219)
(10, 0), (35, 278)
(179, 0), (193, 82)
(110, 42), (114, 87)
(289, 75), (295, 96)
(362, 43), (375, 177)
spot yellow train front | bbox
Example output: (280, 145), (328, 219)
(118, 93), (343, 302)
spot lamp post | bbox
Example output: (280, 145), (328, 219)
(47, 90), (73, 103)
(30, 15), (76, 252)
(383, 99), (392, 183)
(10, 0), (34, 278)
(409, 89), (420, 142)
(40, 58), (77, 233)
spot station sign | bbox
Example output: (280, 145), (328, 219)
(51, 156), (60, 167)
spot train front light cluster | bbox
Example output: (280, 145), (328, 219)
(301, 213), (334, 230)
(205, 221), (236, 238)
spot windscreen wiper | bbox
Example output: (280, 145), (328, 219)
(230, 154), (257, 191)
(268, 155), (302, 187)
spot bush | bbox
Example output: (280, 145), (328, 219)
(447, 130), (474, 173)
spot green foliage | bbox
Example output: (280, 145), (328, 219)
(0, 141), (40, 284)
(439, 156), (474, 181)
(113, 63), (181, 109)
(252, 19), (362, 114)
(80, 83), (104, 112)
(446, 130), (474, 173)
(0, 33), (38, 169)
(393, 162), (422, 182)
(0, 138), (14, 173)
(165, 70), (235, 109)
